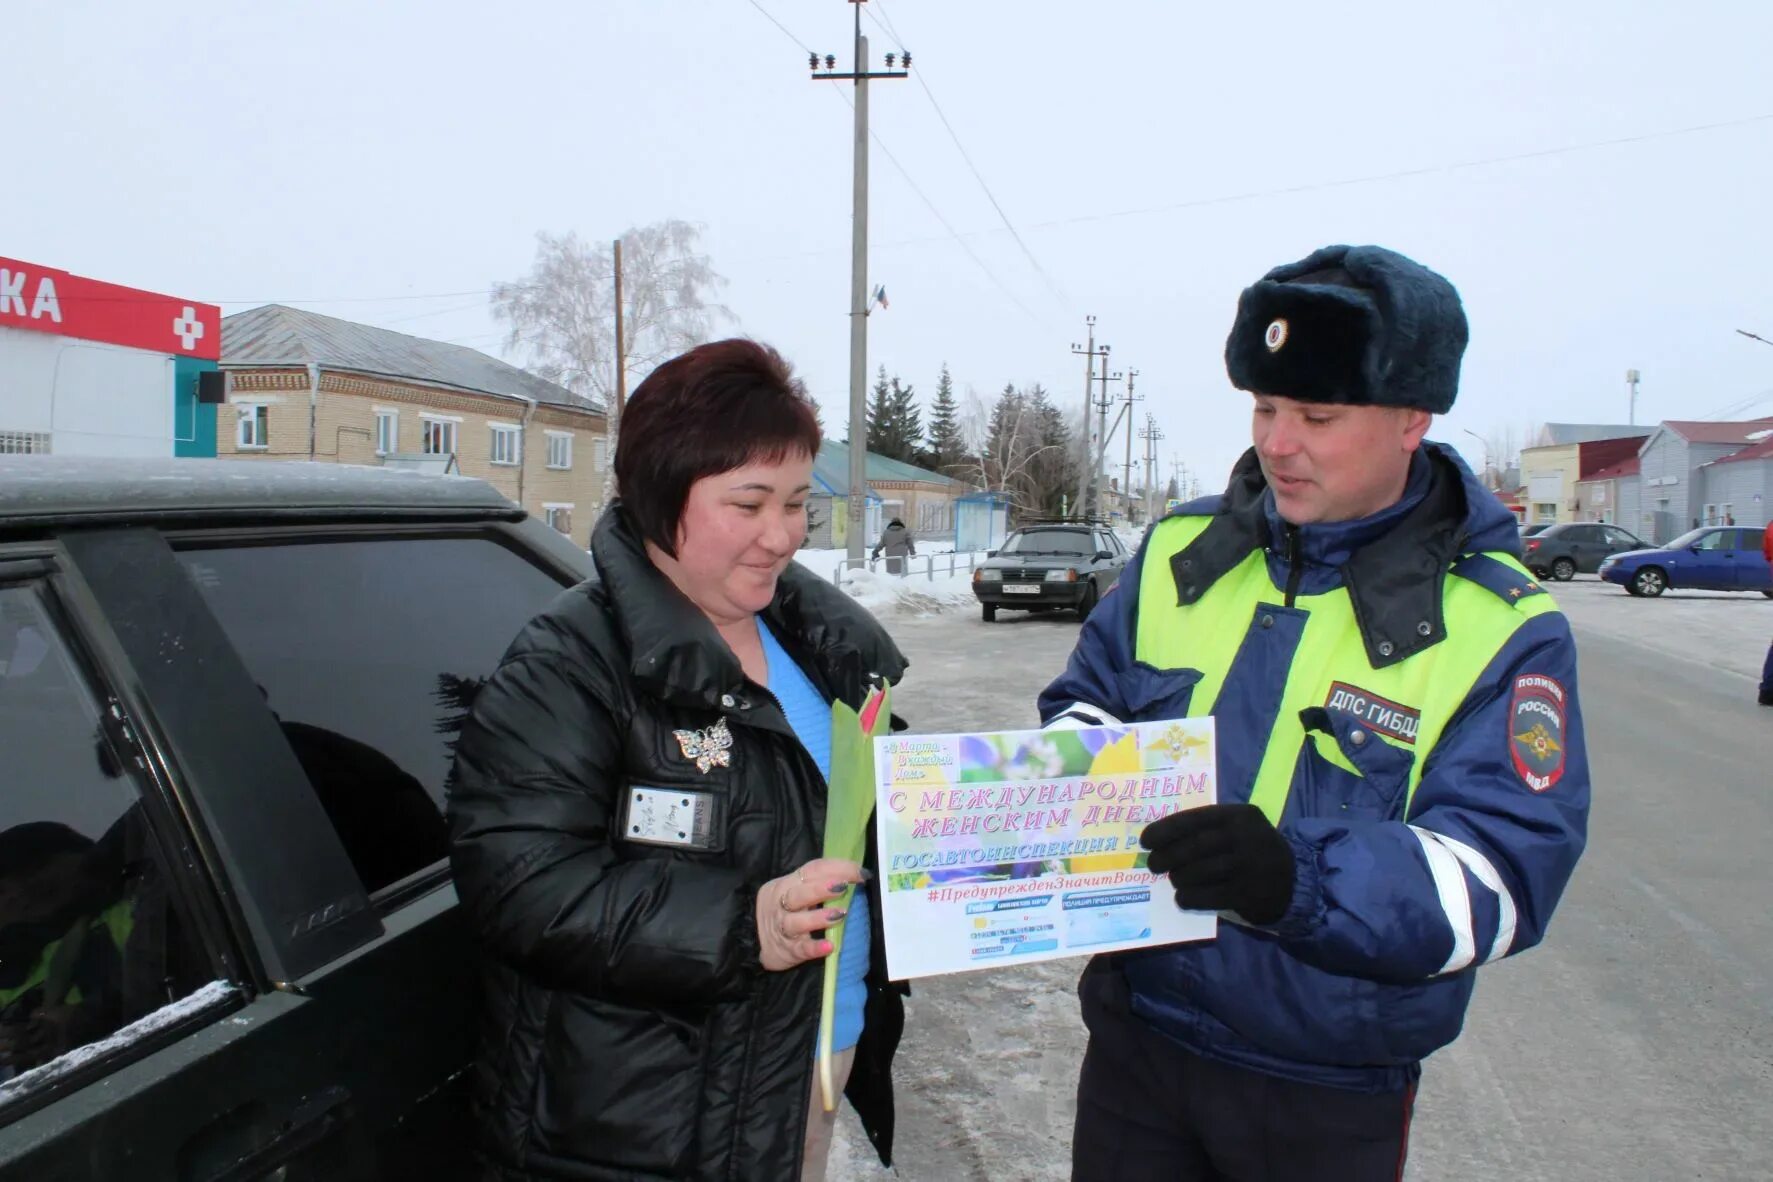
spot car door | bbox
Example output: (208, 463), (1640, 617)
(1570, 525), (1606, 571)
(1106, 531), (1131, 583)
(1725, 528), (1770, 589)
(1091, 531), (1118, 591)
(0, 549), (277, 1182)
(161, 521), (589, 1176)
(1746, 528), (1773, 591)
(1682, 529), (1734, 589)
(2, 520), (588, 1181)
(1602, 526), (1644, 563)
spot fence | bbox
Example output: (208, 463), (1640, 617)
(830, 550), (991, 584)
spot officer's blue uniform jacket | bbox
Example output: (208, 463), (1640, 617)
(1039, 443), (1591, 1092)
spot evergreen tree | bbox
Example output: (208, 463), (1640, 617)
(865, 365), (894, 457)
(886, 376), (921, 464)
(925, 362), (965, 472)
(1026, 383), (1075, 517)
(985, 382), (1024, 470)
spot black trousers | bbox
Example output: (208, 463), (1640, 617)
(1072, 963), (1416, 1182)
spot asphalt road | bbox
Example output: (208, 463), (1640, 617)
(830, 586), (1773, 1181)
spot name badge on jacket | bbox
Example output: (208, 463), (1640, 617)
(622, 785), (720, 851)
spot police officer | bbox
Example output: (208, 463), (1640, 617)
(1041, 245), (1591, 1181)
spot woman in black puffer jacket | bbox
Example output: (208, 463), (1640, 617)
(448, 339), (908, 1181)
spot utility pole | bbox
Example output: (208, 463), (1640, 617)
(1070, 317), (1109, 518)
(1625, 368), (1640, 427)
(1091, 357), (1124, 518)
(812, 3), (907, 564)
(1119, 368), (1142, 526)
(1139, 414), (1163, 523)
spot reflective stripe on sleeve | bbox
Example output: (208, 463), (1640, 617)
(1042, 703), (1123, 731)
(1410, 825), (1476, 975)
(1425, 830), (1519, 965)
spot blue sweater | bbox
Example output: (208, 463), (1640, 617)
(760, 621), (870, 1054)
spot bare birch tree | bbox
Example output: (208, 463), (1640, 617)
(492, 221), (735, 499)
(953, 386), (1060, 520)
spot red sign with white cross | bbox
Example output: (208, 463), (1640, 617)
(0, 255), (220, 361)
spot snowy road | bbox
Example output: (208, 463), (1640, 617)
(828, 578), (1773, 1181)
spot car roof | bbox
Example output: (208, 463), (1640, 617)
(0, 456), (521, 529)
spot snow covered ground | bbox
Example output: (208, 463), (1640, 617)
(1547, 576), (1773, 682)
(795, 546), (989, 618)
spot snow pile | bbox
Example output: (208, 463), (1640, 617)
(794, 545), (991, 618)
(0, 980), (238, 1099)
(835, 565), (980, 617)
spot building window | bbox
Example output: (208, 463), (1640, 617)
(236, 404), (269, 450)
(543, 504), (574, 537)
(421, 417), (458, 457)
(547, 431), (573, 470)
(592, 437), (609, 472)
(490, 424), (522, 467)
(1532, 502), (1557, 523)
(375, 410), (398, 456)
(0, 430), (51, 454)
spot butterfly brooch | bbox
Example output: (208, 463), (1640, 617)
(673, 717), (734, 774)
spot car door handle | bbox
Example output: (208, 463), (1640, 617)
(192, 1087), (353, 1182)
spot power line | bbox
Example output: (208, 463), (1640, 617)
(1029, 111), (1773, 233)
(827, 83), (1053, 329)
(741, 0), (1052, 329)
(742, 0), (816, 55)
(864, 0), (1069, 309)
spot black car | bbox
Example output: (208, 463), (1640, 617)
(1522, 521), (1647, 581)
(0, 456), (594, 1179)
(972, 521), (1130, 622)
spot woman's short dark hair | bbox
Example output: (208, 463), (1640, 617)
(616, 339), (822, 556)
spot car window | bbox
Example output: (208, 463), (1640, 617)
(1731, 529), (1761, 551)
(176, 536), (569, 893)
(0, 583), (212, 1097)
(1692, 531), (1732, 551)
(1001, 530), (1093, 557)
(1604, 528), (1640, 547)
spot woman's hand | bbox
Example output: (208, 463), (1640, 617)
(756, 858), (862, 972)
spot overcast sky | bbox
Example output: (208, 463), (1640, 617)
(9, 0), (1772, 490)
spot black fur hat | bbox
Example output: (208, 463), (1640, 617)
(1224, 245), (1467, 414)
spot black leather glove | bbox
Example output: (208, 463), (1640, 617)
(1141, 803), (1296, 926)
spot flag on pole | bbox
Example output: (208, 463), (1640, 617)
(872, 284), (889, 310)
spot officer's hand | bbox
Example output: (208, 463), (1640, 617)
(1141, 804), (1295, 926)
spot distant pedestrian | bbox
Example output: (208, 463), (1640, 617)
(872, 518), (916, 575)
(1761, 522), (1773, 707)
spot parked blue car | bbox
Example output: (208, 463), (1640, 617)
(1598, 526), (1773, 598)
